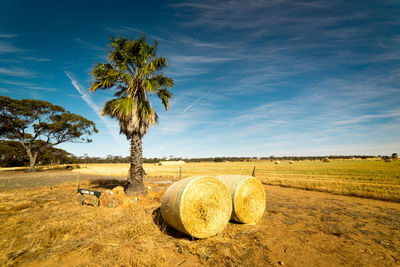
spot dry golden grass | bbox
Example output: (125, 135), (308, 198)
(72, 163), (130, 177)
(0, 182), (275, 266)
(1, 160), (399, 265)
(1, 178), (400, 266)
(74, 160), (400, 202)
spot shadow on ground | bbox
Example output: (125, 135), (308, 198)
(89, 178), (129, 190)
(151, 207), (198, 241)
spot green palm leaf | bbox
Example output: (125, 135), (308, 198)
(90, 35), (174, 138)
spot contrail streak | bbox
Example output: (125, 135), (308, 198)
(64, 71), (121, 142)
(182, 90), (212, 114)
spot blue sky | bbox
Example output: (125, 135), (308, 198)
(0, 0), (399, 158)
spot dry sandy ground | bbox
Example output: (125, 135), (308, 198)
(262, 185), (400, 266)
(0, 170), (399, 266)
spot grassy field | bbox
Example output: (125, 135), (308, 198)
(72, 159), (400, 202)
(1, 160), (400, 266)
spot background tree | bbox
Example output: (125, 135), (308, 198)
(0, 96), (98, 171)
(0, 140), (73, 167)
(0, 140), (27, 167)
(38, 146), (73, 165)
(90, 35), (174, 195)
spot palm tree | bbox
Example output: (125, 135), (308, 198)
(89, 36), (174, 195)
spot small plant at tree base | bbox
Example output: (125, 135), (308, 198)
(89, 35), (174, 196)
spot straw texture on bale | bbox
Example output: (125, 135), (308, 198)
(216, 175), (266, 224)
(161, 176), (232, 238)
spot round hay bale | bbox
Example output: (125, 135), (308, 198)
(161, 176), (232, 238)
(216, 175), (266, 224)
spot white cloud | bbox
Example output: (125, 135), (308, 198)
(0, 33), (18, 38)
(22, 56), (52, 62)
(333, 112), (400, 126)
(0, 41), (27, 54)
(174, 35), (236, 49)
(169, 54), (241, 64)
(0, 80), (56, 91)
(64, 71), (123, 143)
(74, 38), (105, 52)
(0, 67), (36, 77)
(103, 26), (165, 42)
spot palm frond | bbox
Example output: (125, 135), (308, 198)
(143, 57), (167, 75)
(91, 35), (174, 137)
(150, 74), (175, 88)
(102, 98), (136, 120)
(89, 63), (123, 92)
(157, 89), (172, 111)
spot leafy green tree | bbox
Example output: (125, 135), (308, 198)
(0, 96), (98, 171)
(38, 145), (73, 165)
(0, 140), (27, 167)
(89, 36), (174, 195)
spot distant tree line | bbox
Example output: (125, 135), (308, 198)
(1, 143), (397, 168)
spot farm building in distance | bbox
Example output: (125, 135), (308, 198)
(158, 160), (186, 166)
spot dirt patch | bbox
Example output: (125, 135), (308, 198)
(262, 185), (400, 266)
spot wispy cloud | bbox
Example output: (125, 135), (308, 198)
(170, 2), (225, 10)
(333, 112), (400, 126)
(22, 56), (52, 62)
(64, 71), (101, 113)
(103, 26), (165, 41)
(0, 67), (37, 77)
(74, 38), (105, 52)
(0, 33), (18, 38)
(0, 80), (56, 91)
(226, 76), (400, 141)
(0, 38), (51, 62)
(174, 35), (235, 49)
(166, 67), (209, 77)
(169, 54), (241, 64)
(64, 71), (122, 142)
(0, 41), (27, 54)
(156, 104), (215, 134)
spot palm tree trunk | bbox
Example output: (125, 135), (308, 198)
(126, 133), (147, 195)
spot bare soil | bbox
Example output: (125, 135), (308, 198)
(0, 170), (399, 266)
(262, 185), (400, 266)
